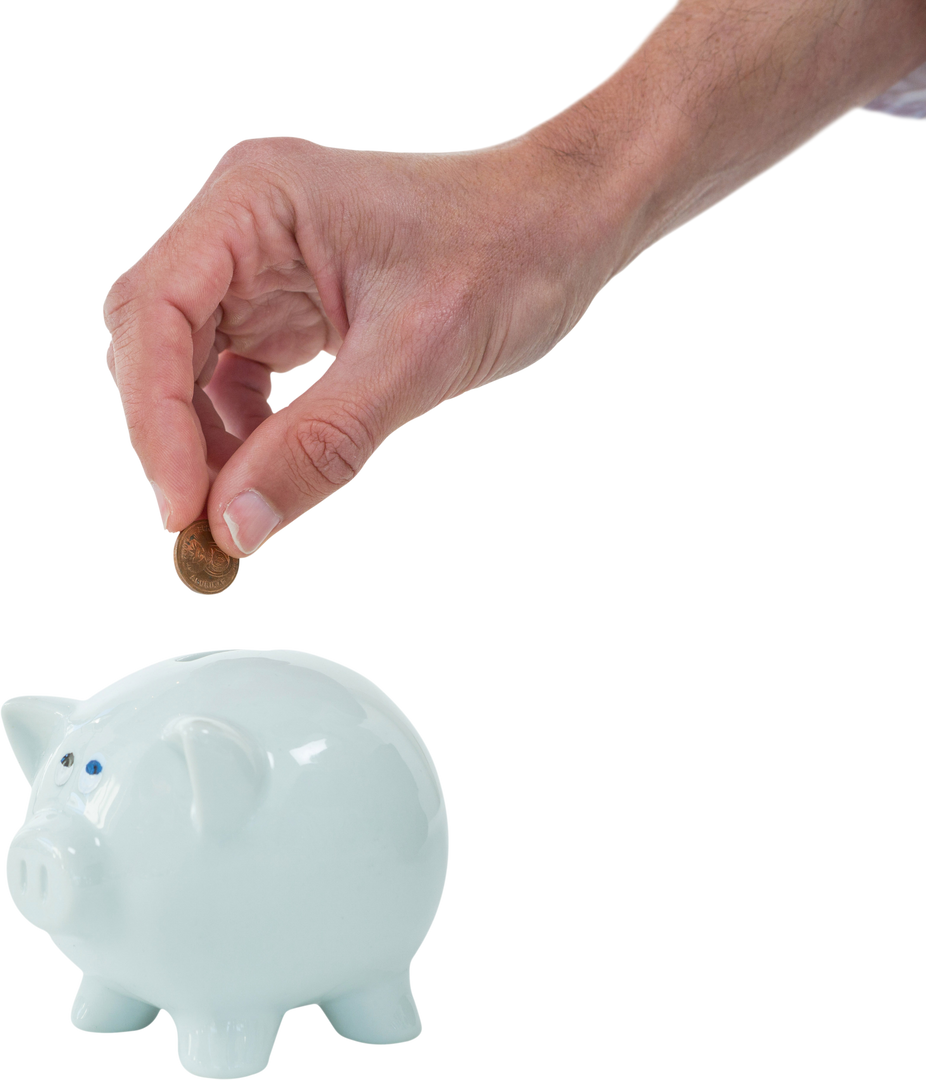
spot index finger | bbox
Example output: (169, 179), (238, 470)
(104, 215), (234, 531)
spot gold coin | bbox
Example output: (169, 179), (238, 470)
(173, 519), (239, 595)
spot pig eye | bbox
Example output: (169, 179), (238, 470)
(54, 753), (76, 786)
(78, 757), (106, 794)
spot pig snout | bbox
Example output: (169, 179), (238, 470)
(4, 825), (77, 937)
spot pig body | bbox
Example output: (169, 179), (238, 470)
(3, 650), (448, 1078)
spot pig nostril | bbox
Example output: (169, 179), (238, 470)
(39, 864), (48, 904)
(19, 860), (27, 896)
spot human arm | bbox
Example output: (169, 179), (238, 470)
(512, 0), (924, 287)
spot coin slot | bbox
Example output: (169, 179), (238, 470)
(39, 864), (48, 904)
(176, 651), (231, 663)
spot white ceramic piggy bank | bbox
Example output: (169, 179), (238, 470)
(3, 650), (447, 1078)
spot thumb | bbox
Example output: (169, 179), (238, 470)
(206, 353), (406, 556)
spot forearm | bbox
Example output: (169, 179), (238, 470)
(523, 0), (926, 276)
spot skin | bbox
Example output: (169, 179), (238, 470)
(104, 0), (926, 557)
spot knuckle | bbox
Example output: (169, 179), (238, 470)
(211, 138), (311, 211)
(103, 273), (136, 332)
(225, 138), (258, 158)
(287, 414), (373, 493)
(102, 270), (141, 336)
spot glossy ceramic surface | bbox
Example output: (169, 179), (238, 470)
(3, 650), (448, 1078)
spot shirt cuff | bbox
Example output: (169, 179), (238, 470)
(864, 61), (926, 118)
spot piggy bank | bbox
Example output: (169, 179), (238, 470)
(3, 650), (448, 1078)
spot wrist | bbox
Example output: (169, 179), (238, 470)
(512, 120), (657, 283)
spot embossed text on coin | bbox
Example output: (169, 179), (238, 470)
(173, 520), (239, 594)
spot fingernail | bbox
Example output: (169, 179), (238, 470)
(223, 490), (282, 555)
(150, 481), (171, 530)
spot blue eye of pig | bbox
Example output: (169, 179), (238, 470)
(60, 753), (74, 767)
(85, 760), (103, 776)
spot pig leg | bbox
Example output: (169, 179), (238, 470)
(320, 969), (421, 1043)
(172, 1009), (283, 1079)
(71, 974), (160, 1032)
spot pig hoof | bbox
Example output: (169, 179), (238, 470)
(71, 975), (160, 1032)
(169, 1006), (283, 1075)
(321, 970), (421, 1043)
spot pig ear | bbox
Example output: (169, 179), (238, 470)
(164, 717), (269, 841)
(2, 697), (78, 783)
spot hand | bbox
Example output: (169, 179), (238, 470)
(104, 137), (617, 555)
